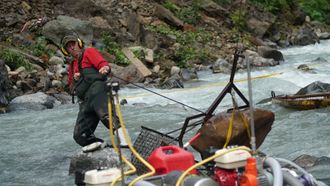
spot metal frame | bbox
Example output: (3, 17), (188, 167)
(178, 49), (250, 147)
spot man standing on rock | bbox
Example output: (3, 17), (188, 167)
(61, 34), (119, 152)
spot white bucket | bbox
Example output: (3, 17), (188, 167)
(84, 168), (122, 186)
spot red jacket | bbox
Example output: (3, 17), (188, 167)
(68, 48), (109, 87)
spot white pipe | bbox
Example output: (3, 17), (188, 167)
(264, 157), (283, 186)
(246, 54), (257, 155)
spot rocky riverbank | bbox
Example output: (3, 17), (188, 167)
(0, 0), (329, 113)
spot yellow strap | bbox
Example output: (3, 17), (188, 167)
(239, 112), (251, 138)
(223, 110), (252, 148)
(223, 110), (235, 148)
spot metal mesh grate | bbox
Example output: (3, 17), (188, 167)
(131, 126), (177, 174)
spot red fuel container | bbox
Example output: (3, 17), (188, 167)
(148, 145), (197, 175)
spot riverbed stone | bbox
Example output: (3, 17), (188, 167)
(293, 154), (330, 185)
(69, 147), (121, 185)
(295, 81), (330, 95)
(8, 92), (60, 111)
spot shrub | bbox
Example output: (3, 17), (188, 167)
(29, 36), (53, 57)
(163, 0), (201, 25)
(131, 48), (145, 61)
(101, 33), (130, 65)
(171, 47), (210, 68)
(146, 25), (212, 67)
(298, 0), (330, 23)
(230, 9), (247, 32)
(250, 0), (292, 13)
(214, 0), (231, 6)
(0, 49), (32, 71)
(250, 0), (329, 23)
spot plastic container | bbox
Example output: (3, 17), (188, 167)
(148, 145), (197, 175)
(214, 148), (251, 169)
(84, 168), (121, 186)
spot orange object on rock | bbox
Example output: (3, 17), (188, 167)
(240, 157), (258, 186)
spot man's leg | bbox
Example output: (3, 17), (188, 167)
(90, 81), (120, 130)
(73, 104), (103, 147)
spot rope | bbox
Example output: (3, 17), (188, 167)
(120, 71), (284, 100)
(166, 119), (203, 135)
(111, 74), (205, 114)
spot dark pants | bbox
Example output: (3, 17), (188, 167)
(73, 81), (119, 147)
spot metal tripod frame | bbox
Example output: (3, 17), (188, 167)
(178, 48), (250, 147)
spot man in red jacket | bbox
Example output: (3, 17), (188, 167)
(61, 34), (117, 152)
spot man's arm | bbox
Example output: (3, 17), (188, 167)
(85, 48), (111, 72)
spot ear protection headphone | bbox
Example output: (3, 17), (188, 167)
(60, 34), (84, 56)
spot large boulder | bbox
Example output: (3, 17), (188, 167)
(246, 11), (277, 38)
(290, 26), (319, 46)
(69, 147), (120, 185)
(293, 154), (330, 185)
(191, 108), (274, 158)
(200, 0), (229, 18)
(212, 58), (231, 74)
(180, 68), (198, 81)
(257, 46), (284, 62)
(238, 50), (280, 69)
(8, 92), (60, 111)
(295, 81), (330, 95)
(42, 15), (93, 46)
(159, 74), (184, 89)
(154, 4), (184, 29)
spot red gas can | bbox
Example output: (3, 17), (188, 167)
(148, 145), (197, 175)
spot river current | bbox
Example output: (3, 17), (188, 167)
(1, 40), (330, 185)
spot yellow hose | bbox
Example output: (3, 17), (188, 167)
(114, 96), (156, 186)
(107, 97), (136, 186)
(175, 146), (251, 186)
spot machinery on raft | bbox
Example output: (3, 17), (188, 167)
(80, 49), (324, 186)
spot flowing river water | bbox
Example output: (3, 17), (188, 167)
(1, 40), (330, 185)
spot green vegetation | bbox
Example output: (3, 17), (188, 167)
(163, 0), (201, 24)
(230, 9), (246, 33)
(250, 0), (292, 13)
(298, 0), (330, 24)
(154, 52), (166, 63)
(131, 48), (145, 61)
(101, 32), (130, 65)
(172, 47), (209, 68)
(146, 24), (212, 67)
(214, 0), (231, 6)
(29, 37), (53, 57)
(146, 24), (211, 45)
(250, 0), (329, 23)
(0, 49), (32, 71)
(162, 1), (180, 13)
